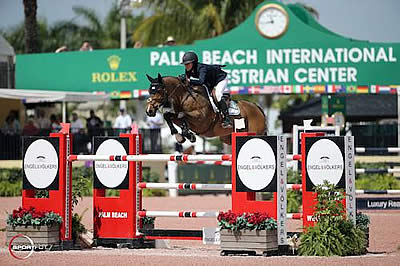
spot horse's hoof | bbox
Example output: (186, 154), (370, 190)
(221, 123), (233, 129)
(189, 134), (196, 143)
(175, 133), (186, 144)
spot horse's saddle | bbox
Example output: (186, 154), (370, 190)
(202, 85), (240, 116)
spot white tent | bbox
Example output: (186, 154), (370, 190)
(0, 88), (109, 103)
(0, 35), (14, 62)
(0, 89), (109, 122)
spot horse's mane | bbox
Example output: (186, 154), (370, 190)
(161, 75), (208, 98)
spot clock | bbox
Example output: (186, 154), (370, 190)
(255, 3), (289, 39)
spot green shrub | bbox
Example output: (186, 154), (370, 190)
(298, 181), (367, 256)
(356, 174), (400, 190)
(142, 171), (167, 197)
(72, 209), (88, 243)
(287, 190), (301, 213)
(356, 212), (370, 232)
(286, 169), (302, 213)
(0, 180), (22, 197)
(0, 168), (21, 183)
(0, 166), (165, 198)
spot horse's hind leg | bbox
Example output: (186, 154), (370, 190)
(219, 135), (231, 145)
(181, 120), (196, 143)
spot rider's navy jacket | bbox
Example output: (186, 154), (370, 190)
(185, 63), (227, 89)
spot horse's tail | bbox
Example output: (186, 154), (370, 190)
(255, 103), (268, 135)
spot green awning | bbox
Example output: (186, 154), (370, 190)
(16, 1), (400, 99)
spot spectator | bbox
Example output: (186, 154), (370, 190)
(80, 41), (93, 51)
(114, 108), (132, 133)
(36, 110), (51, 130)
(2, 114), (20, 135)
(22, 115), (39, 136)
(70, 112), (85, 154)
(146, 111), (163, 129)
(70, 113), (84, 134)
(55, 46), (68, 53)
(134, 41), (143, 48)
(87, 109), (103, 139)
(50, 114), (61, 132)
(146, 111), (163, 152)
(165, 36), (176, 46)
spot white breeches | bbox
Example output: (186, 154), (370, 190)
(215, 78), (229, 101)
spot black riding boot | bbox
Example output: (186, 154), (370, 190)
(219, 95), (232, 129)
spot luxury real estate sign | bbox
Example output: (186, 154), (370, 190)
(16, 1), (400, 97)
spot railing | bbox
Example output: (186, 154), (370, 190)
(0, 127), (161, 160)
(0, 61), (15, 88)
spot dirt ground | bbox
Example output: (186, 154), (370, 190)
(0, 195), (399, 265)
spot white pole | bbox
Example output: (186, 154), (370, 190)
(62, 101), (67, 123)
(120, 16), (127, 110)
(70, 154), (232, 162)
(138, 182), (232, 190)
(167, 161), (178, 197)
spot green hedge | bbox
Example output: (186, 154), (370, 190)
(0, 166), (166, 197)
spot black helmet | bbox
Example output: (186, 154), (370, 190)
(181, 51), (198, 65)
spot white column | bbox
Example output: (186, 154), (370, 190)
(167, 161), (178, 197)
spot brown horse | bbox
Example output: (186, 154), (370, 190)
(145, 74), (266, 145)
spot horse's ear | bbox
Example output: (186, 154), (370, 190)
(157, 73), (163, 83)
(146, 74), (155, 82)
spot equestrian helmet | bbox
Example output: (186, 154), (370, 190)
(181, 51), (198, 65)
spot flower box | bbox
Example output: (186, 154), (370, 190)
(220, 229), (278, 256)
(218, 210), (278, 256)
(6, 225), (60, 246)
(6, 206), (63, 247)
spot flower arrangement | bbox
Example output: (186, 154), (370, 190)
(217, 210), (277, 232)
(141, 216), (155, 225)
(7, 206), (62, 227)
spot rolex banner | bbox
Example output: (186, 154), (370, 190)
(16, 1), (400, 98)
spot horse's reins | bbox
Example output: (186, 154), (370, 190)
(156, 78), (219, 136)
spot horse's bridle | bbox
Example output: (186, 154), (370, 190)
(148, 78), (185, 110)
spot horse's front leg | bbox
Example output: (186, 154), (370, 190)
(163, 112), (186, 143)
(163, 112), (178, 135)
(180, 119), (196, 143)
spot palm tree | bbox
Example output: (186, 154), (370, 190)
(133, 0), (264, 46)
(72, 3), (144, 49)
(23, 0), (40, 53)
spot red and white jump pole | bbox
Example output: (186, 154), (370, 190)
(138, 182), (232, 191)
(68, 154), (232, 162)
(138, 210), (303, 220)
(138, 210), (219, 218)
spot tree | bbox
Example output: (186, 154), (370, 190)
(72, 3), (144, 49)
(23, 0), (40, 53)
(133, 0), (264, 46)
(2, 2), (144, 53)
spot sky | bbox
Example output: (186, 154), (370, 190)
(0, 0), (400, 43)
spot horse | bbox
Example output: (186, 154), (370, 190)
(145, 73), (267, 145)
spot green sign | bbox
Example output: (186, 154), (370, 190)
(16, 1), (400, 98)
(330, 96), (346, 115)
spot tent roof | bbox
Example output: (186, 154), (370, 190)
(0, 35), (15, 57)
(280, 95), (397, 119)
(0, 89), (108, 103)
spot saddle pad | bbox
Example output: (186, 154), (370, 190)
(229, 101), (240, 116)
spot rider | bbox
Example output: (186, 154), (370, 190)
(180, 51), (232, 129)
